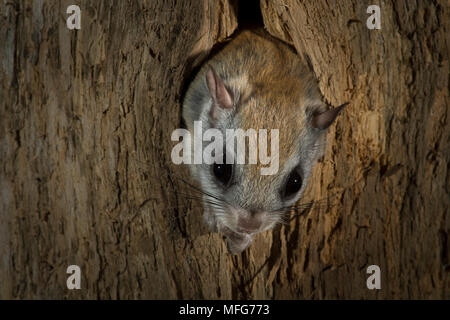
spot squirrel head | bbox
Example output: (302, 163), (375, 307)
(183, 65), (346, 239)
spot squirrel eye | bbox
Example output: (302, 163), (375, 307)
(283, 170), (303, 198)
(213, 154), (233, 186)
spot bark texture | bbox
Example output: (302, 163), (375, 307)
(0, 0), (448, 299)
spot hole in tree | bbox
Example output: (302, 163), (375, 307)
(237, 0), (263, 29)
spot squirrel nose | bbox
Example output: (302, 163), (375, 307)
(249, 209), (262, 217)
(238, 211), (263, 234)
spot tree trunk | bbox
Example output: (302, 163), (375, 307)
(0, 0), (448, 299)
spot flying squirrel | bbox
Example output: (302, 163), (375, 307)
(182, 29), (347, 254)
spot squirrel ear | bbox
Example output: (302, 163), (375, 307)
(311, 102), (348, 130)
(205, 66), (233, 118)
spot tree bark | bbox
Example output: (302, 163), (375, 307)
(0, 0), (448, 299)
